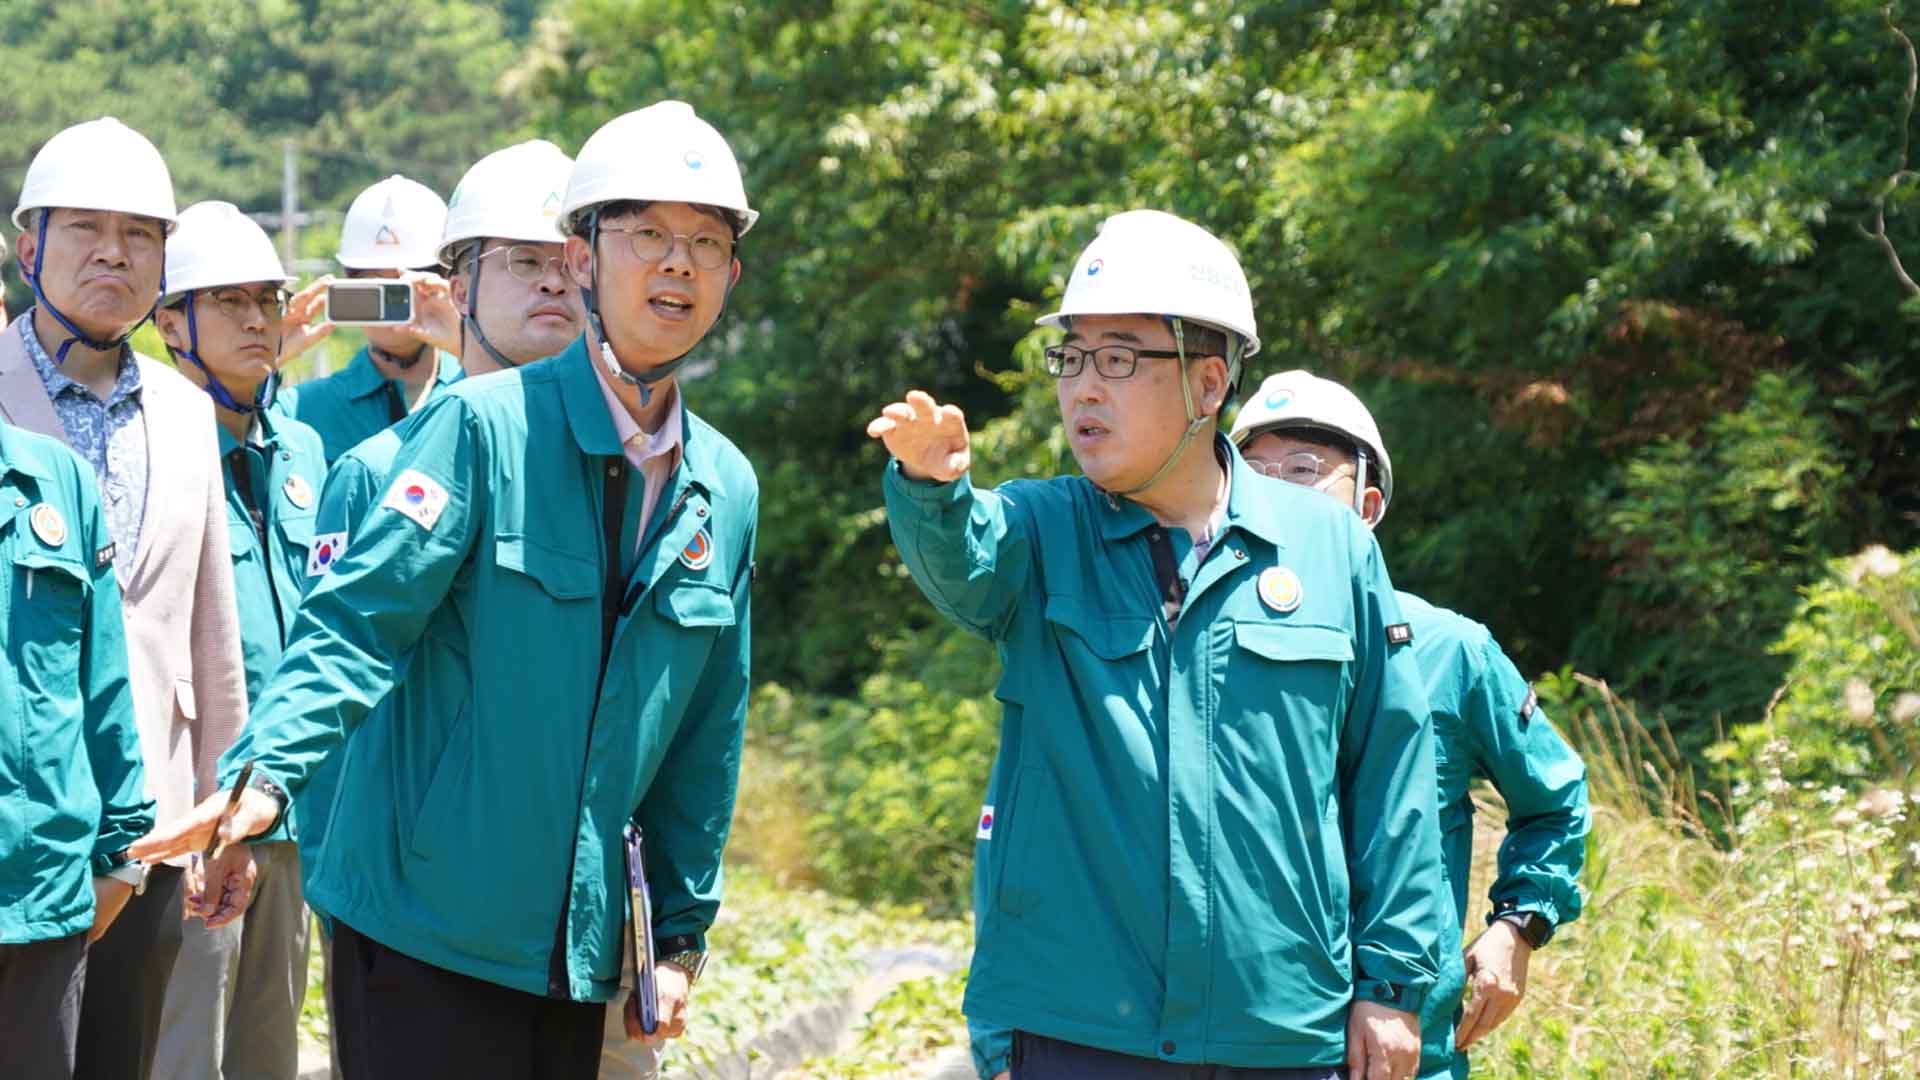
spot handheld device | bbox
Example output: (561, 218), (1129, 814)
(625, 824), (659, 1034)
(324, 281), (413, 325)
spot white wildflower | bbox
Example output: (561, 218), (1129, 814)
(1845, 679), (1876, 725)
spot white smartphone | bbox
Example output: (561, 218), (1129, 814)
(325, 281), (413, 325)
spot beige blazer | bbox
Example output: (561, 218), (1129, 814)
(0, 313), (248, 863)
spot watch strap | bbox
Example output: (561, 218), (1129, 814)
(659, 949), (707, 984)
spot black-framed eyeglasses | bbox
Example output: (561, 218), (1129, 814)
(478, 244), (566, 282)
(599, 223), (733, 271)
(203, 286), (291, 321)
(1043, 343), (1185, 380)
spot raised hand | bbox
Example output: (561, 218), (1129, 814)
(399, 272), (462, 357)
(129, 787), (280, 866)
(279, 276), (337, 365)
(865, 389), (971, 483)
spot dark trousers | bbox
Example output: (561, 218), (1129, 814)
(75, 863), (187, 1080)
(330, 921), (604, 1080)
(0, 930), (88, 1078)
(1013, 1032), (1346, 1080)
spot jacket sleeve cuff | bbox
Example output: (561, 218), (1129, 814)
(883, 459), (969, 505)
(91, 850), (128, 877)
(1353, 978), (1427, 1016)
(1486, 891), (1562, 931)
(974, 1043), (1011, 1080)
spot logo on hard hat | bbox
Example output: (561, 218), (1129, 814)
(683, 150), (705, 170)
(1264, 388), (1295, 410)
(373, 225), (402, 247)
(541, 191), (562, 218)
(1086, 258), (1104, 277)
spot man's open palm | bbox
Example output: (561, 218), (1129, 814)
(866, 389), (971, 483)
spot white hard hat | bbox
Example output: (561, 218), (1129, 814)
(336, 174), (448, 270)
(1037, 209), (1260, 359)
(11, 117), (178, 232)
(439, 140), (574, 265)
(1229, 370), (1394, 514)
(561, 100), (758, 237)
(162, 201), (292, 305)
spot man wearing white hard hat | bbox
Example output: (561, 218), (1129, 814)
(0, 116), (250, 1080)
(134, 100), (760, 1080)
(275, 173), (464, 462)
(870, 210), (1445, 1080)
(284, 136), (598, 1078)
(144, 201), (328, 1080)
(1229, 372), (1590, 1080)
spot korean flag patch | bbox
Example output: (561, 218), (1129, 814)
(381, 470), (450, 532)
(976, 804), (995, 840)
(307, 532), (348, 577)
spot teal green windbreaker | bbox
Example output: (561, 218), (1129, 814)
(888, 438), (1445, 1069)
(276, 345), (460, 463)
(0, 422), (151, 943)
(1400, 592), (1589, 1080)
(219, 338), (756, 1000)
(219, 410), (328, 704)
(213, 409), (327, 848)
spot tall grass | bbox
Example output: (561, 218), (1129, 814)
(1467, 679), (1920, 1079)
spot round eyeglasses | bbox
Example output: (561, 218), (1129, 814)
(599, 223), (734, 271)
(478, 244), (567, 282)
(1247, 451), (1350, 488)
(202, 286), (291, 322)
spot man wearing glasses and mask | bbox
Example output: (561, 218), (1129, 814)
(1229, 371), (1590, 1080)
(871, 210), (1445, 1080)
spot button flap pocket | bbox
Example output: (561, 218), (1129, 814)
(655, 579), (736, 627)
(1044, 595), (1154, 660)
(1234, 622), (1354, 663)
(12, 548), (88, 583)
(494, 534), (598, 600)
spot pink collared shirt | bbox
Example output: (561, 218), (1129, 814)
(594, 362), (684, 554)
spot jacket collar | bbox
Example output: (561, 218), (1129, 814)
(1094, 435), (1288, 552)
(0, 421), (54, 485)
(556, 335), (721, 498)
(343, 345), (461, 401)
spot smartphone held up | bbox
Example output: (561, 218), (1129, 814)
(325, 280), (413, 326)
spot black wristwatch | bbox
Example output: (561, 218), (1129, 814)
(246, 771), (289, 830)
(1491, 901), (1553, 949)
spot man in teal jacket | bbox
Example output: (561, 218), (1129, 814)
(136, 101), (761, 1080)
(1229, 371), (1590, 1080)
(870, 211), (1444, 1080)
(151, 200), (329, 1080)
(0, 419), (151, 1078)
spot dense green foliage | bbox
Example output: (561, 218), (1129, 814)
(2, 0), (534, 313)
(6, 2), (1917, 917)
(527, 0), (1920, 907)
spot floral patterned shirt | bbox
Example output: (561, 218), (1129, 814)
(22, 312), (147, 578)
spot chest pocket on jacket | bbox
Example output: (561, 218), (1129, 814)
(275, 507), (316, 560)
(10, 550), (89, 699)
(654, 578), (735, 628)
(495, 534), (598, 601)
(1044, 596), (1154, 659)
(1230, 622), (1354, 723)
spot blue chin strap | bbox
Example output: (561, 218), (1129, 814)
(26, 210), (164, 365)
(168, 293), (279, 415)
(579, 206), (736, 406)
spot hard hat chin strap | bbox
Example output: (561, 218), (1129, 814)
(1110, 318), (1222, 499)
(26, 210), (162, 365)
(580, 206), (735, 407)
(462, 243), (520, 371)
(168, 292), (280, 415)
